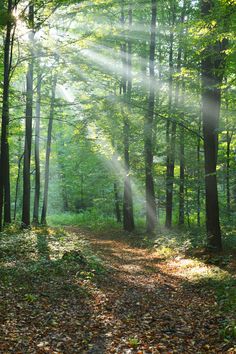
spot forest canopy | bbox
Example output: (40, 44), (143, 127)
(0, 0), (236, 251)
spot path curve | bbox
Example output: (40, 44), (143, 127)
(67, 227), (227, 354)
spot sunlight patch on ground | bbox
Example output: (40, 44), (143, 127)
(168, 256), (230, 282)
(121, 264), (143, 273)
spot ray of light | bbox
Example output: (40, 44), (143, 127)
(87, 123), (159, 227)
(57, 85), (75, 103)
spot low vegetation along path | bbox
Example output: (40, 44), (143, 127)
(66, 227), (230, 354)
(0, 227), (234, 353)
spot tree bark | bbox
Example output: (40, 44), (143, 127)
(56, 132), (69, 212)
(33, 73), (42, 224)
(178, 125), (185, 225)
(226, 130), (231, 216)
(166, 2), (185, 228)
(201, 0), (227, 251)
(0, 0), (13, 230)
(165, 24), (174, 229)
(144, 0), (157, 233)
(196, 120), (201, 228)
(225, 100), (232, 217)
(114, 181), (121, 223)
(14, 152), (24, 221)
(22, 3), (35, 228)
(123, 5), (135, 232)
(41, 75), (57, 224)
(178, 68), (187, 227)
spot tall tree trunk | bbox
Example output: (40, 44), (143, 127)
(165, 24), (174, 229)
(33, 73), (42, 224)
(226, 131), (231, 216)
(225, 102), (232, 217)
(14, 150), (24, 221)
(0, 0), (13, 230)
(22, 3), (35, 228)
(13, 137), (24, 221)
(185, 176), (190, 228)
(114, 181), (121, 223)
(166, 3), (185, 228)
(56, 134), (69, 212)
(178, 126), (185, 225)
(41, 75), (57, 224)
(201, 0), (227, 251)
(111, 138), (122, 223)
(166, 121), (176, 228)
(123, 5), (135, 232)
(144, 0), (157, 233)
(197, 115), (201, 227)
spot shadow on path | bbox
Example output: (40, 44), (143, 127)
(66, 227), (230, 353)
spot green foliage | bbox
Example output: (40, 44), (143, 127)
(220, 321), (236, 341)
(24, 293), (38, 303)
(128, 337), (141, 349)
(0, 226), (105, 299)
(48, 211), (119, 231)
(0, 9), (9, 27)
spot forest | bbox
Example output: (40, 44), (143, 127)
(0, 0), (236, 353)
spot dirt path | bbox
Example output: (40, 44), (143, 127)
(67, 228), (230, 354)
(0, 227), (233, 354)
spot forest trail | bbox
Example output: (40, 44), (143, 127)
(0, 227), (233, 354)
(65, 227), (229, 354)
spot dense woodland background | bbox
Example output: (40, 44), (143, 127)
(0, 0), (236, 251)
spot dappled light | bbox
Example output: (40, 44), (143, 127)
(0, 0), (236, 352)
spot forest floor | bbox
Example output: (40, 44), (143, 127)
(0, 226), (235, 354)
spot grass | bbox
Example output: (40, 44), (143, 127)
(47, 210), (119, 231)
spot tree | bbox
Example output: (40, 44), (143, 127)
(33, 71), (42, 224)
(144, 0), (157, 233)
(201, 0), (227, 251)
(22, 3), (35, 228)
(41, 74), (57, 224)
(0, 0), (14, 230)
(165, 2), (175, 229)
(122, 4), (135, 232)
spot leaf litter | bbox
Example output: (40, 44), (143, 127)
(0, 226), (235, 353)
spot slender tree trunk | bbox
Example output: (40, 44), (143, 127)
(33, 73), (42, 224)
(165, 27), (174, 229)
(201, 0), (227, 251)
(225, 105), (231, 217)
(196, 113), (201, 227)
(226, 132), (231, 216)
(166, 3), (185, 228)
(185, 178), (190, 228)
(178, 126), (185, 225)
(14, 152), (24, 221)
(80, 175), (84, 208)
(41, 75), (57, 224)
(144, 0), (157, 233)
(166, 121), (176, 228)
(56, 135), (69, 212)
(114, 181), (121, 223)
(111, 138), (122, 223)
(0, 0), (13, 230)
(22, 4), (35, 228)
(4, 144), (11, 224)
(123, 5), (135, 232)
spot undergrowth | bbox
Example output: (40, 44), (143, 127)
(48, 211), (119, 231)
(0, 225), (105, 302)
